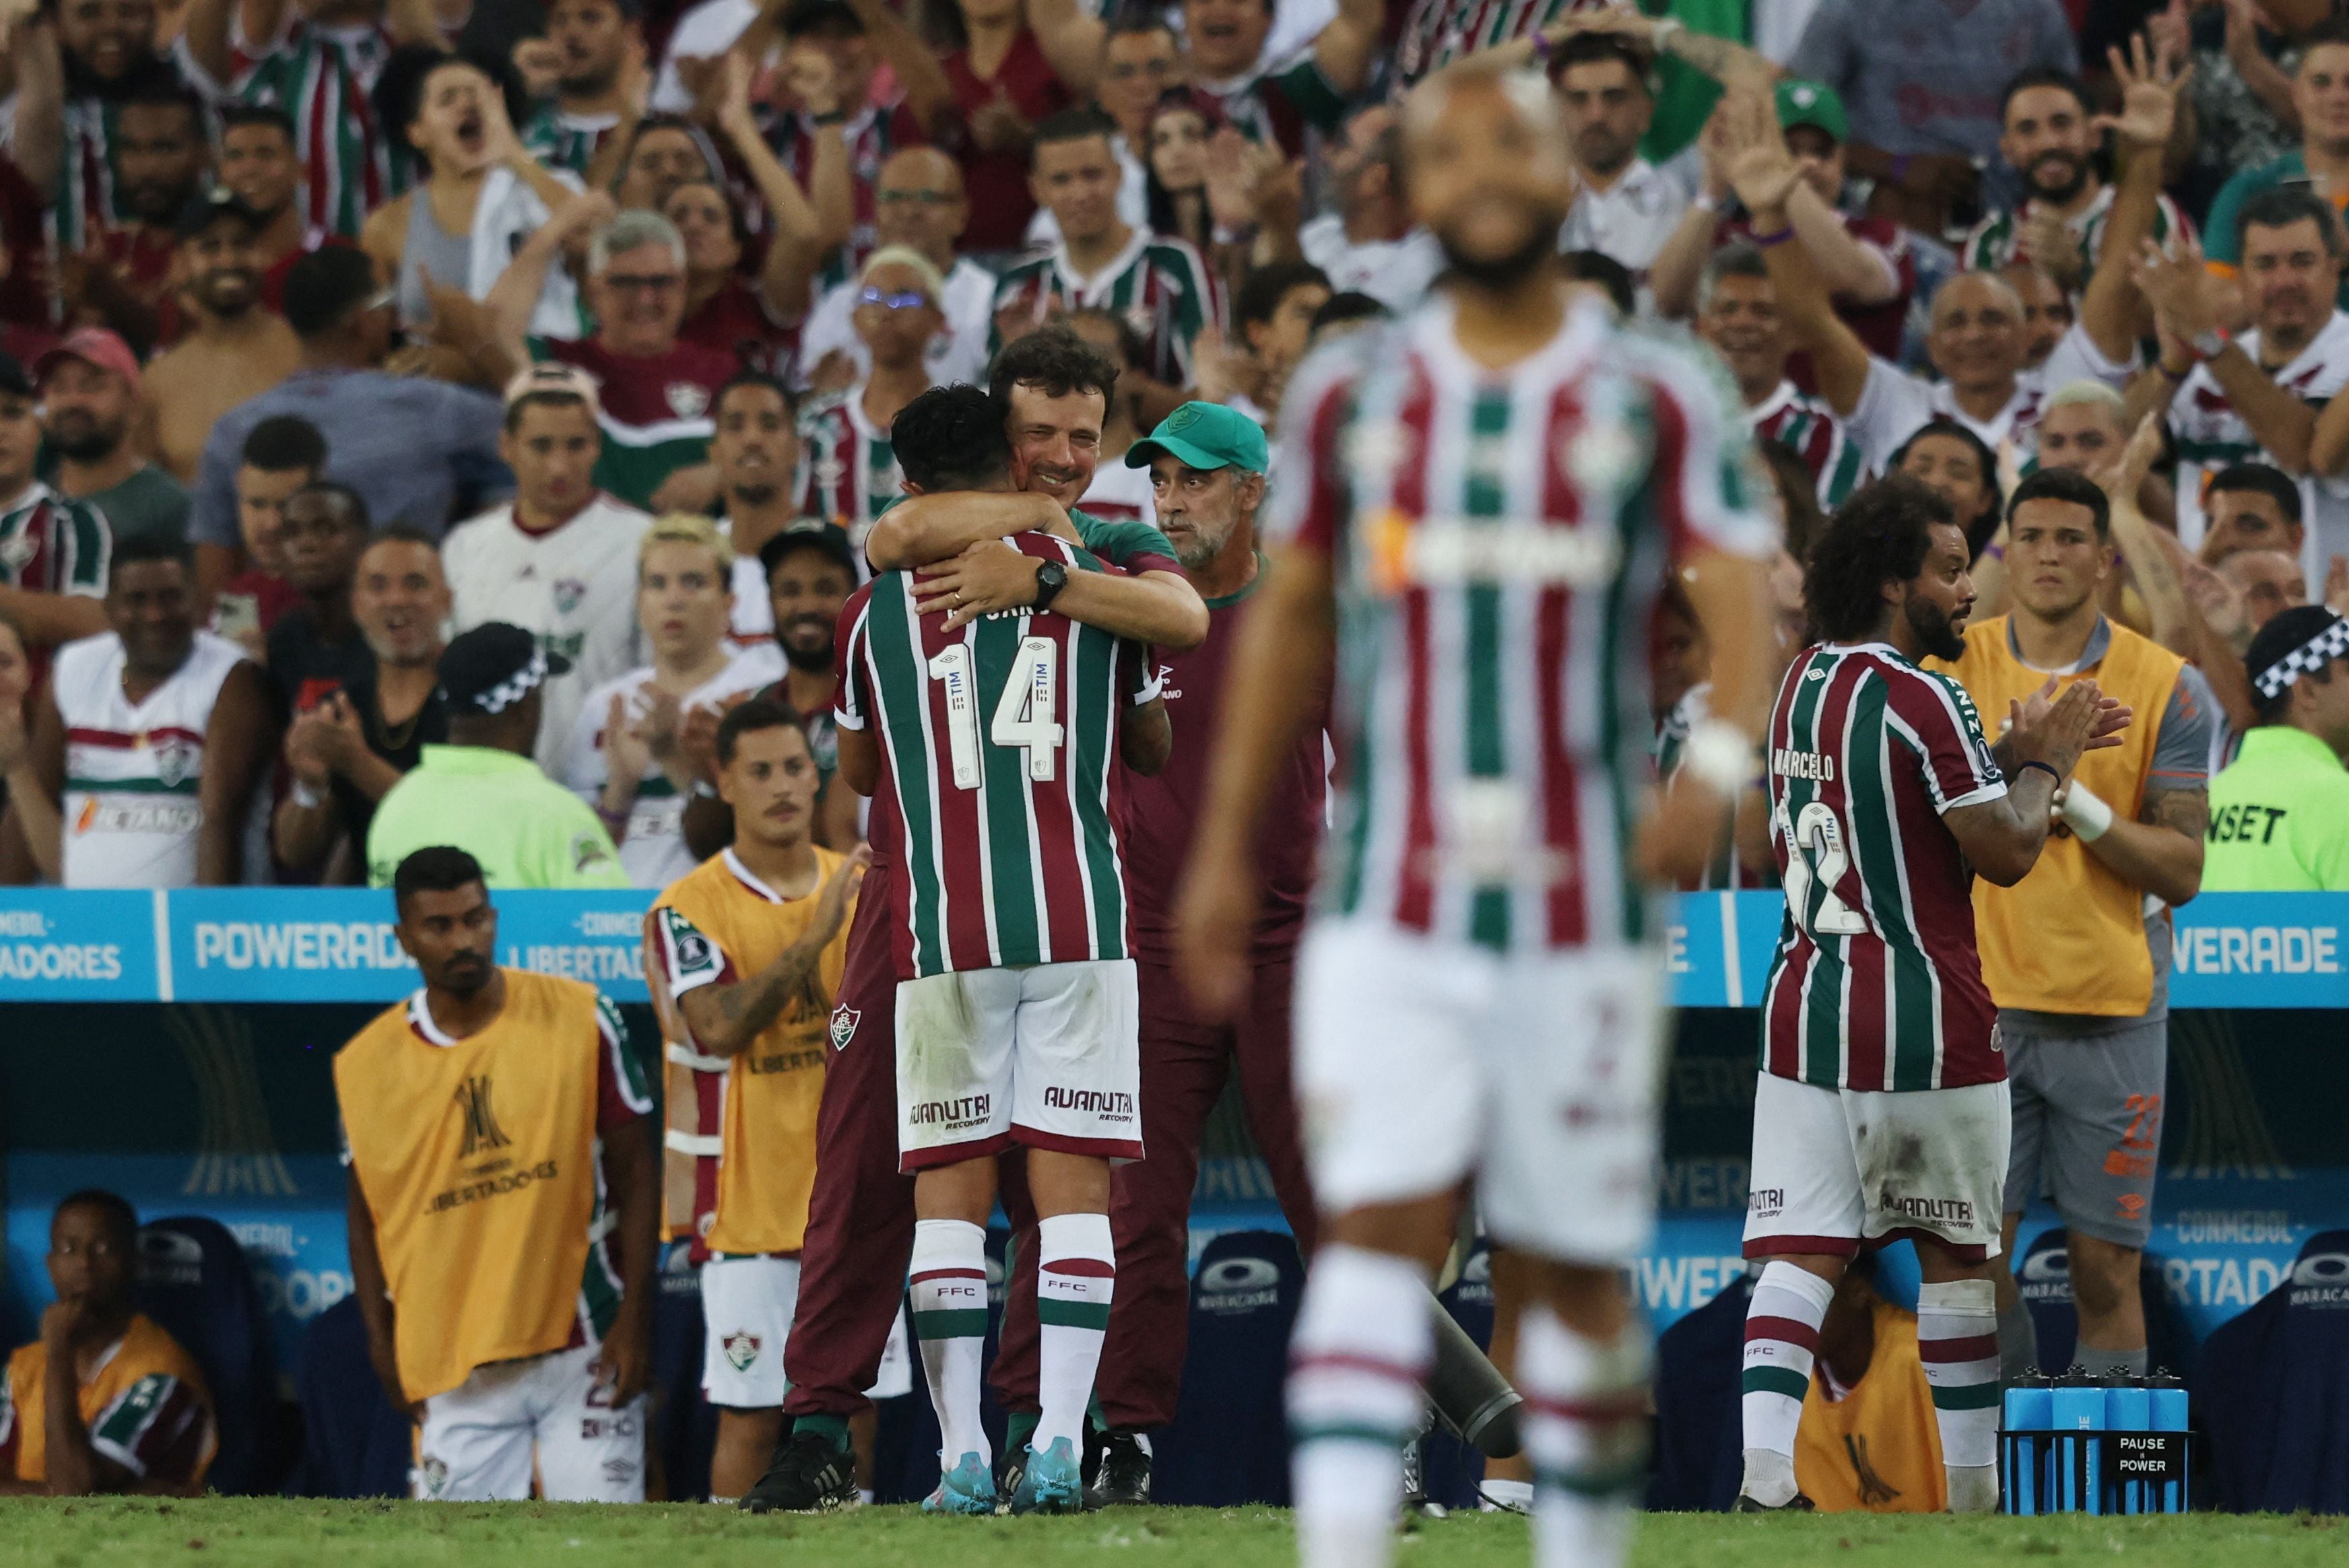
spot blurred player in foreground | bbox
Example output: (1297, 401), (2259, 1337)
(339, 846), (659, 1501)
(1179, 58), (1781, 1568)
(1738, 477), (2123, 1514)
(646, 698), (867, 1499)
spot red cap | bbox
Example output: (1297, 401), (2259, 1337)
(36, 328), (141, 395)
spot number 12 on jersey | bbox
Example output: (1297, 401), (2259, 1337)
(1781, 799), (1868, 937)
(927, 638), (1067, 788)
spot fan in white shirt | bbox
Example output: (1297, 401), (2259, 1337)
(442, 370), (654, 772)
(1554, 32), (1695, 279)
(561, 514), (782, 889)
(1295, 104), (1445, 314)
(794, 149), (995, 393)
(707, 374), (806, 640)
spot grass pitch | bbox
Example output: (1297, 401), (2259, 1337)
(1, 1499), (2345, 1567)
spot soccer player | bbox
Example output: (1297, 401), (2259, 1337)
(1739, 475), (2119, 1515)
(1931, 467), (2212, 1387)
(337, 846), (659, 1502)
(1179, 59), (1782, 1568)
(645, 698), (868, 1501)
(0, 1192), (216, 1495)
(739, 333), (1199, 1518)
(989, 401), (1323, 1504)
(833, 384), (1171, 1515)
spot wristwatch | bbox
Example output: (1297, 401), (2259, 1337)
(2190, 326), (2230, 362)
(1032, 560), (1069, 614)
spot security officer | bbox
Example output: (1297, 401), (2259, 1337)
(2206, 605), (2349, 891)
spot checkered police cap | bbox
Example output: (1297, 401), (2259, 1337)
(2248, 605), (2349, 700)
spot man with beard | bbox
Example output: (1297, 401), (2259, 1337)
(1734, 476), (2115, 1516)
(273, 526), (451, 881)
(36, 328), (189, 543)
(73, 84), (210, 353)
(1927, 465), (2212, 1393)
(0, 353), (111, 664)
(1553, 30), (1690, 280)
(143, 189), (302, 485)
(1961, 68), (2191, 283)
(338, 844), (656, 1499)
(523, 0), (644, 183)
(1694, 244), (1868, 510)
(8, 0), (191, 252)
(1174, 57), (1778, 1568)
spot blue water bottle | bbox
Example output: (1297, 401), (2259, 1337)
(2148, 1372), (2189, 1513)
(2003, 1373), (2053, 1514)
(2104, 1375), (2150, 1514)
(2051, 1369), (2106, 1512)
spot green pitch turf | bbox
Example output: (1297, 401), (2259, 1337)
(1, 1499), (2344, 1567)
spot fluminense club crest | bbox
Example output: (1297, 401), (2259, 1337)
(829, 1005), (859, 1051)
(667, 382), (709, 419)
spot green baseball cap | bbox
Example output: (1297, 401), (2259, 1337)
(1775, 78), (1847, 144)
(1125, 400), (1270, 473)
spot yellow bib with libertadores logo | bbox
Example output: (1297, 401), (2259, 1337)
(647, 847), (851, 1257)
(335, 969), (601, 1400)
(1933, 616), (2183, 1015)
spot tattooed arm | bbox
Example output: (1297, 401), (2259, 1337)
(2076, 782), (2207, 908)
(674, 848), (869, 1054)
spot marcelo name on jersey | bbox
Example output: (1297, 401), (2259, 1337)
(1760, 643), (2010, 1093)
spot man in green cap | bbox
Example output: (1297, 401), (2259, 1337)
(1649, 75), (1914, 360)
(1960, 67), (2189, 285)
(366, 622), (630, 890)
(2205, 604), (2349, 891)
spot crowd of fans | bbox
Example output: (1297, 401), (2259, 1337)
(5, 0), (2349, 891)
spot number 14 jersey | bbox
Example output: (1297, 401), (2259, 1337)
(837, 532), (1160, 981)
(1761, 642), (2009, 1092)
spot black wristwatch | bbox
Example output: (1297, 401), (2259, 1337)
(1031, 559), (1069, 613)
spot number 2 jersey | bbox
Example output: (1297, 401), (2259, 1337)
(836, 532), (1161, 980)
(1762, 642), (2009, 1091)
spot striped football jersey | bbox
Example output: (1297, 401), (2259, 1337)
(1265, 296), (1778, 953)
(1958, 184), (2190, 276)
(1750, 382), (1869, 510)
(796, 386), (902, 557)
(1760, 642), (2009, 1092)
(522, 104), (620, 180)
(837, 533), (1160, 980)
(230, 19), (405, 238)
(992, 231), (1221, 387)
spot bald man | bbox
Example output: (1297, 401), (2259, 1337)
(791, 149), (995, 392)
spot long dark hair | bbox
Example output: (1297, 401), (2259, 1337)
(1804, 475), (1955, 645)
(1142, 88), (1220, 248)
